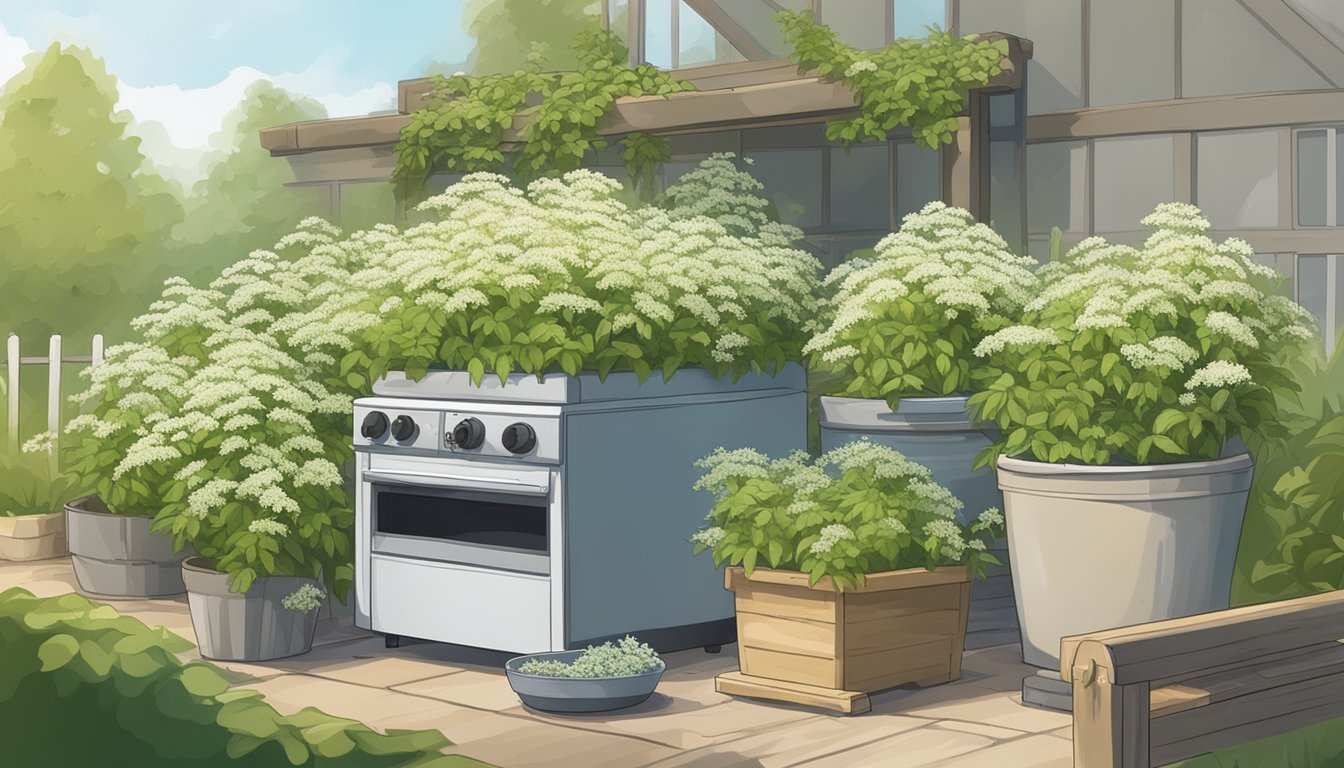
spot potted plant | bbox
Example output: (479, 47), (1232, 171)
(803, 201), (1039, 646)
(967, 202), (1315, 710)
(0, 433), (78, 561)
(690, 439), (1004, 715)
(505, 635), (666, 713)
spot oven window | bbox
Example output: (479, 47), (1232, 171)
(374, 488), (547, 553)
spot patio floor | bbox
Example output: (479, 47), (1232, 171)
(1, 558), (1074, 768)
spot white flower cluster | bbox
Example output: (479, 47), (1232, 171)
(248, 518), (290, 537)
(845, 59), (879, 77)
(690, 526), (726, 549)
(807, 202), (1039, 370)
(20, 431), (55, 456)
(281, 583), (326, 614)
(1185, 360), (1253, 390)
(810, 523), (856, 555)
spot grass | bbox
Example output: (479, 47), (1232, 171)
(1173, 718), (1344, 768)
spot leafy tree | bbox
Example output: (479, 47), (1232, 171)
(461, 0), (600, 73)
(173, 81), (329, 284)
(0, 43), (182, 346)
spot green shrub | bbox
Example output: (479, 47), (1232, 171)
(0, 588), (490, 767)
(516, 636), (661, 678)
(691, 439), (1004, 590)
(0, 432), (79, 518)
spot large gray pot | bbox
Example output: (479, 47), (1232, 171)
(182, 556), (321, 661)
(997, 452), (1253, 710)
(64, 495), (190, 597)
(818, 395), (1015, 649)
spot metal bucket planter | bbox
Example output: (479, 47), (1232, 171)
(181, 556), (321, 661)
(996, 452), (1254, 711)
(0, 511), (67, 561)
(64, 495), (189, 597)
(818, 395), (1016, 649)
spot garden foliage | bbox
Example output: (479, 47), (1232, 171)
(516, 636), (661, 678)
(0, 432), (79, 518)
(968, 203), (1315, 466)
(692, 439), (1004, 590)
(805, 202), (1038, 406)
(0, 588), (486, 767)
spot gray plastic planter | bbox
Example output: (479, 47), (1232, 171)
(64, 495), (190, 597)
(818, 395), (1015, 649)
(505, 652), (666, 713)
(997, 452), (1254, 710)
(182, 556), (321, 661)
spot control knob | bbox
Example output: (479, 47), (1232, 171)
(501, 422), (537, 454)
(448, 417), (486, 450)
(360, 411), (389, 440)
(390, 415), (418, 442)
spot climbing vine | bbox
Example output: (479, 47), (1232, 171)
(393, 25), (691, 203)
(778, 10), (1009, 149)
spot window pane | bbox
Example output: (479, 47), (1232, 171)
(895, 142), (941, 223)
(1298, 254), (1329, 343)
(989, 139), (1023, 250)
(895, 0), (946, 39)
(1182, 0), (1330, 98)
(822, 0), (888, 50)
(1196, 130), (1279, 229)
(646, 0), (673, 67)
(289, 185), (332, 219)
(1093, 136), (1175, 232)
(1283, 0), (1344, 52)
(1298, 130), (1328, 226)
(1027, 141), (1086, 234)
(1335, 254), (1344, 350)
(678, 1), (744, 66)
(1337, 131), (1344, 227)
(608, 0), (630, 44)
(1253, 253), (1295, 296)
(743, 149), (823, 229)
(710, 0), (809, 57)
(1090, 0), (1174, 106)
(830, 144), (890, 231)
(340, 182), (396, 232)
(958, 0), (1083, 114)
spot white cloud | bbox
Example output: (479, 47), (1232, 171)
(0, 21), (34, 85)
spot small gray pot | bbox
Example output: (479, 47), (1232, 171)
(181, 556), (321, 661)
(65, 495), (191, 597)
(505, 652), (666, 713)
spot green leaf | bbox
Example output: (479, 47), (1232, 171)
(37, 634), (79, 672)
(179, 663), (231, 698)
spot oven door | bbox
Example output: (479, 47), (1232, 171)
(365, 465), (552, 576)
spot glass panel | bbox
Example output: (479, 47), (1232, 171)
(374, 489), (548, 553)
(340, 182), (396, 232)
(830, 144), (891, 231)
(1335, 254), (1344, 352)
(1298, 254), (1329, 343)
(894, 0), (946, 39)
(1196, 130), (1279, 229)
(1253, 253), (1295, 296)
(1093, 136), (1175, 232)
(289, 185), (332, 219)
(822, 0), (888, 50)
(741, 123), (827, 150)
(646, 0), (674, 67)
(1089, 0), (1174, 106)
(1283, 0), (1344, 51)
(989, 93), (1017, 128)
(678, 1), (745, 66)
(1027, 141), (1086, 234)
(1182, 0), (1331, 98)
(709, 0), (810, 57)
(1298, 130), (1328, 226)
(895, 142), (941, 223)
(958, 0), (1083, 114)
(1337, 131), (1344, 227)
(743, 148), (824, 229)
(988, 139), (1023, 251)
(608, 0), (630, 44)
(661, 160), (702, 187)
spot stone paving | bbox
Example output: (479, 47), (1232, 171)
(1, 558), (1073, 767)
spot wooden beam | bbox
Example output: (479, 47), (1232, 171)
(682, 0), (772, 60)
(1240, 0), (1344, 86)
(1074, 676), (1151, 768)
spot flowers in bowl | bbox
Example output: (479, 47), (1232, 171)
(804, 202), (1039, 407)
(516, 636), (662, 678)
(967, 202), (1315, 466)
(691, 439), (1004, 590)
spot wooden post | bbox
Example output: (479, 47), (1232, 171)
(5, 334), (17, 452)
(47, 334), (61, 473)
(1073, 673), (1151, 768)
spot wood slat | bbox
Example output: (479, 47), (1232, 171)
(715, 671), (871, 715)
(738, 646), (838, 689)
(843, 638), (952, 692)
(844, 609), (962, 655)
(731, 582), (836, 624)
(844, 583), (964, 624)
(847, 661), (954, 694)
(1059, 589), (1344, 685)
(727, 566), (967, 594)
(1149, 642), (1344, 717)
(737, 611), (837, 659)
(1148, 684), (1209, 717)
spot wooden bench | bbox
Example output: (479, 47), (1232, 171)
(1059, 589), (1344, 768)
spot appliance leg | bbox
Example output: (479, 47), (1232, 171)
(704, 644), (722, 654)
(384, 634), (401, 649)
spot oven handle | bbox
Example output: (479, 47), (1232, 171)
(362, 469), (550, 496)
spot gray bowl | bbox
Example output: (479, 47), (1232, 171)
(504, 651), (666, 713)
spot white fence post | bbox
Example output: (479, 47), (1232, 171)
(47, 334), (61, 474)
(5, 334), (17, 452)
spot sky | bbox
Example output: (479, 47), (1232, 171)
(0, 1), (475, 184)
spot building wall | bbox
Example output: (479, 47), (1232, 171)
(956, 0), (1344, 354)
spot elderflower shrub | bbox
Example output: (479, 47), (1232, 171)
(968, 203), (1315, 466)
(516, 636), (662, 678)
(691, 439), (1003, 591)
(341, 167), (823, 388)
(804, 202), (1039, 407)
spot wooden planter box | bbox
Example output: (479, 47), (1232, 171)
(0, 511), (67, 561)
(715, 566), (971, 715)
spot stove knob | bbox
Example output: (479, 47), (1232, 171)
(448, 417), (485, 449)
(390, 415), (418, 442)
(361, 411), (389, 440)
(501, 422), (537, 454)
